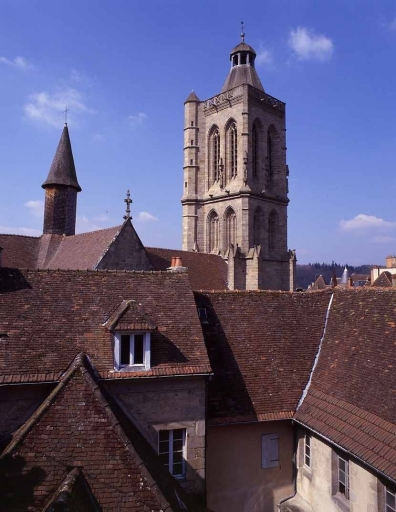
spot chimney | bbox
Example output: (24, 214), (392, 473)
(167, 255), (187, 272)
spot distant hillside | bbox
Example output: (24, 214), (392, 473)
(296, 262), (374, 290)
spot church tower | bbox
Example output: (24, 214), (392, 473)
(42, 124), (81, 236)
(182, 31), (295, 291)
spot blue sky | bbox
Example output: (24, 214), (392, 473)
(0, 0), (396, 265)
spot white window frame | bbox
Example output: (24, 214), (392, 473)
(304, 433), (311, 468)
(158, 429), (186, 479)
(114, 332), (151, 371)
(262, 433), (279, 469)
(386, 487), (396, 512)
(338, 455), (350, 500)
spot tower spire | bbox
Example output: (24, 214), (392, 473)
(240, 21), (245, 42)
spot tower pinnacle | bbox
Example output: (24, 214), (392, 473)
(241, 21), (245, 42)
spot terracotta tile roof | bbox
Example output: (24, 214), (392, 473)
(0, 268), (210, 381)
(0, 234), (40, 268)
(0, 226), (122, 270)
(195, 289), (332, 425)
(147, 247), (228, 290)
(0, 353), (202, 511)
(296, 287), (396, 482)
(372, 271), (393, 287)
(296, 387), (396, 481)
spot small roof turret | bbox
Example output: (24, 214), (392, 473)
(42, 125), (81, 191)
(221, 30), (264, 93)
(185, 90), (200, 103)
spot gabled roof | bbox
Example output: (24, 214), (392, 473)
(372, 271), (393, 287)
(147, 247), (228, 290)
(104, 299), (157, 331)
(42, 125), (81, 191)
(295, 287), (396, 483)
(0, 268), (211, 382)
(195, 289), (332, 425)
(1, 353), (201, 511)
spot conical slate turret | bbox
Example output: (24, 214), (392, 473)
(42, 125), (81, 236)
(42, 125), (81, 191)
(221, 38), (264, 93)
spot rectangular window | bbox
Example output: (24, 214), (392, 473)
(191, 121), (194, 126)
(338, 455), (350, 499)
(158, 429), (186, 478)
(190, 159), (193, 165)
(262, 433), (279, 469)
(304, 433), (311, 468)
(190, 139), (194, 145)
(386, 488), (396, 512)
(115, 332), (150, 370)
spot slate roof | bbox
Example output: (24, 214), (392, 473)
(295, 287), (396, 482)
(0, 353), (202, 511)
(147, 247), (228, 290)
(195, 289), (332, 425)
(0, 268), (211, 383)
(42, 125), (81, 191)
(221, 65), (264, 93)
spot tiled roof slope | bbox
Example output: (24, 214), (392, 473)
(0, 268), (210, 382)
(45, 225), (122, 269)
(296, 287), (396, 482)
(0, 354), (201, 511)
(147, 247), (228, 290)
(0, 226), (121, 270)
(195, 290), (332, 425)
(372, 271), (393, 287)
(0, 234), (40, 268)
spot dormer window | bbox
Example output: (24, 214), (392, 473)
(114, 332), (151, 371)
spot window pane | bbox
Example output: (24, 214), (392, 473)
(120, 335), (130, 365)
(173, 462), (183, 476)
(173, 451), (183, 464)
(386, 490), (396, 508)
(158, 440), (169, 454)
(159, 430), (169, 443)
(339, 482), (346, 494)
(339, 458), (345, 472)
(173, 429), (184, 441)
(305, 455), (310, 466)
(173, 439), (183, 452)
(134, 334), (144, 364)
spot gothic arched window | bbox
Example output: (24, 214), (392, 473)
(252, 123), (259, 179)
(209, 127), (220, 184)
(229, 122), (237, 179)
(253, 207), (264, 247)
(268, 209), (279, 255)
(267, 128), (275, 184)
(225, 208), (237, 248)
(208, 210), (219, 252)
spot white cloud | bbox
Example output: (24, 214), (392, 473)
(24, 88), (93, 128)
(256, 47), (273, 66)
(128, 112), (147, 127)
(339, 214), (396, 232)
(0, 55), (32, 70)
(137, 211), (158, 222)
(0, 225), (41, 236)
(25, 200), (44, 218)
(288, 27), (334, 61)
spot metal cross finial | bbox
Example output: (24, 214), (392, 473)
(123, 189), (133, 220)
(64, 106), (69, 125)
(241, 21), (245, 42)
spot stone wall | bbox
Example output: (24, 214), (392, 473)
(97, 221), (153, 271)
(105, 376), (206, 495)
(296, 429), (381, 512)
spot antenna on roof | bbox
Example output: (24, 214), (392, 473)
(123, 189), (133, 220)
(241, 21), (245, 42)
(63, 106), (69, 126)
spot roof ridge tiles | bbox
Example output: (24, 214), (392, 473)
(67, 224), (123, 238)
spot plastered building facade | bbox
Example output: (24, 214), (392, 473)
(182, 35), (296, 290)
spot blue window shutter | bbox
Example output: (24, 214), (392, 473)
(262, 433), (279, 468)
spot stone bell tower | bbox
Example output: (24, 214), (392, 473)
(182, 30), (295, 290)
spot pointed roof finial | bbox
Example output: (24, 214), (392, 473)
(241, 21), (245, 42)
(124, 189), (132, 220)
(64, 106), (69, 126)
